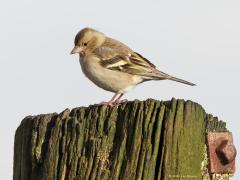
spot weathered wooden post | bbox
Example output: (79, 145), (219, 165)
(13, 98), (236, 180)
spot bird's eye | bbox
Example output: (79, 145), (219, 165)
(83, 43), (87, 46)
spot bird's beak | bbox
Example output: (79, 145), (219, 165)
(70, 46), (83, 54)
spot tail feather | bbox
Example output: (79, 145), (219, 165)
(167, 76), (196, 86)
(139, 70), (196, 86)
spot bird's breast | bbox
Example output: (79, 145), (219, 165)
(79, 56), (142, 93)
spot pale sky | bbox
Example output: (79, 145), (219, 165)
(0, 0), (239, 179)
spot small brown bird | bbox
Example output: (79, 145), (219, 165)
(71, 27), (195, 106)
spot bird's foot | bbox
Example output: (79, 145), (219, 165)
(99, 101), (114, 107)
(114, 99), (128, 104)
(99, 99), (127, 107)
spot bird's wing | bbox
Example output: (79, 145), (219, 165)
(94, 45), (195, 85)
(93, 38), (158, 75)
(93, 38), (195, 86)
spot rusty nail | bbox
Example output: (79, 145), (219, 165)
(216, 139), (237, 165)
(207, 132), (236, 173)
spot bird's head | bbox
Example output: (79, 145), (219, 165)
(70, 27), (105, 57)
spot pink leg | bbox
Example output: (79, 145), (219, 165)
(100, 93), (121, 106)
(114, 93), (127, 104)
(109, 93), (120, 102)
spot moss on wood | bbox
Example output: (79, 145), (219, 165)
(14, 98), (228, 180)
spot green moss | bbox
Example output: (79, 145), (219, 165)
(14, 99), (230, 180)
(201, 145), (210, 180)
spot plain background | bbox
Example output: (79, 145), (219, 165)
(0, 0), (239, 179)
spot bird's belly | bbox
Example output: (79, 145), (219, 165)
(79, 58), (142, 93)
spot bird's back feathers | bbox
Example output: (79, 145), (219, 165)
(93, 37), (195, 86)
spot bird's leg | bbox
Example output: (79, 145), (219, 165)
(113, 93), (127, 104)
(100, 93), (121, 106)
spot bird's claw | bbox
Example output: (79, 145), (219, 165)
(99, 101), (114, 107)
(115, 99), (128, 104)
(99, 99), (128, 107)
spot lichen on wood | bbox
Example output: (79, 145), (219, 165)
(13, 98), (228, 180)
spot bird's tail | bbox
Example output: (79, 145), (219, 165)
(166, 76), (196, 86)
(140, 70), (196, 86)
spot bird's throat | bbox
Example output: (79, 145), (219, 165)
(79, 52), (85, 58)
